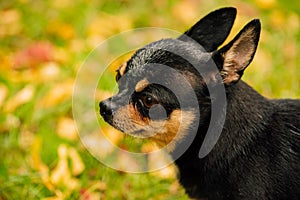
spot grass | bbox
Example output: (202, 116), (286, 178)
(0, 0), (299, 199)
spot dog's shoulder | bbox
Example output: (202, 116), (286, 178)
(271, 99), (300, 111)
(268, 99), (300, 156)
(270, 99), (300, 126)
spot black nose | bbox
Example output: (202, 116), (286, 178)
(99, 99), (117, 123)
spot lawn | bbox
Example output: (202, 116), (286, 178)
(0, 0), (299, 199)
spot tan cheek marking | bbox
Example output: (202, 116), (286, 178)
(128, 103), (150, 126)
(118, 62), (127, 76)
(135, 78), (149, 93)
(115, 104), (149, 126)
(149, 109), (195, 152)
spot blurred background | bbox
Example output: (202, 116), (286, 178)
(0, 0), (299, 199)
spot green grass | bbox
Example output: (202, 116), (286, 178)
(0, 0), (299, 199)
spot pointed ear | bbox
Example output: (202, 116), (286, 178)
(178, 7), (236, 52)
(217, 19), (261, 85)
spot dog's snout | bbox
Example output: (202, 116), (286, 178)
(99, 99), (117, 122)
(100, 100), (111, 115)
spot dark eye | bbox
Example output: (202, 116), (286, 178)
(141, 95), (157, 108)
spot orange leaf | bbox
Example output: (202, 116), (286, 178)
(13, 42), (54, 69)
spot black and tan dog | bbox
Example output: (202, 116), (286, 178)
(100, 7), (300, 200)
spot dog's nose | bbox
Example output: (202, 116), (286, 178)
(99, 99), (117, 122)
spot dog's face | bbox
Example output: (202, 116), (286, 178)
(100, 7), (261, 151)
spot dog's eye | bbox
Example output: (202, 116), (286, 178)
(141, 95), (157, 108)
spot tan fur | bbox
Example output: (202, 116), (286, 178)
(135, 78), (149, 93)
(118, 62), (127, 76)
(149, 110), (195, 152)
(113, 105), (195, 152)
(113, 103), (150, 133)
(128, 103), (150, 126)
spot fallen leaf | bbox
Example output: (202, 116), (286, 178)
(171, 1), (198, 25)
(141, 142), (160, 153)
(4, 84), (35, 112)
(50, 144), (70, 185)
(81, 132), (115, 159)
(117, 150), (141, 172)
(255, 0), (276, 9)
(53, 47), (71, 63)
(57, 117), (78, 141)
(47, 20), (75, 40)
(102, 127), (123, 145)
(30, 137), (54, 192)
(19, 129), (35, 149)
(0, 9), (22, 37)
(87, 13), (132, 38)
(0, 114), (21, 132)
(38, 62), (61, 81)
(13, 42), (54, 69)
(80, 190), (102, 200)
(148, 151), (177, 178)
(0, 84), (8, 108)
(68, 147), (85, 176)
(39, 80), (73, 108)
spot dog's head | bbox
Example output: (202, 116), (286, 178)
(99, 7), (260, 151)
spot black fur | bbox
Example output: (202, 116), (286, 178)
(100, 7), (300, 200)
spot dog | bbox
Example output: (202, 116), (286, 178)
(99, 7), (300, 200)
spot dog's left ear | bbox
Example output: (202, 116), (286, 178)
(215, 19), (261, 85)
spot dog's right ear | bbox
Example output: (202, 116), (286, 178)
(178, 7), (237, 52)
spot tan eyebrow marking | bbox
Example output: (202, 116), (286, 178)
(135, 78), (150, 92)
(118, 62), (127, 76)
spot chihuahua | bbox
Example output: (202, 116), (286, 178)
(100, 7), (300, 200)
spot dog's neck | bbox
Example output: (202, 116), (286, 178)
(174, 80), (273, 170)
(213, 81), (273, 158)
(173, 80), (274, 198)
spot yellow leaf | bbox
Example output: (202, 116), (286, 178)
(102, 127), (123, 145)
(87, 13), (132, 38)
(4, 84), (35, 112)
(141, 142), (160, 153)
(90, 181), (107, 191)
(39, 80), (73, 108)
(117, 150), (141, 172)
(50, 144), (70, 185)
(38, 62), (61, 81)
(53, 47), (71, 63)
(47, 20), (75, 40)
(0, 9), (22, 37)
(68, 147), (85, 176)
(57, 117), (78, 141)
(30, 137), (55, 192)
(270, 11), (286, 28)
(148, 151), (177, 178)
(0, 84), (8, 108)
(255, 0), (276, 9)
(81, 132), (115, 159)
(171, 1), (198, 24)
